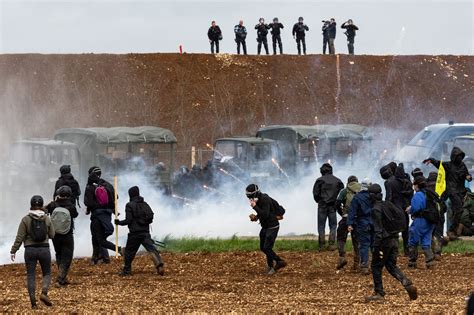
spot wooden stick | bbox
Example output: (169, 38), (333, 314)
(114, 176), (119, 258)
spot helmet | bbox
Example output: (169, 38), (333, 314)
(30, 195), (44, 209)
(259, 17), (264, 23)
(88, 166), (101, 177)
(273, 17), (279, 23)
(298, 16), (304, 22)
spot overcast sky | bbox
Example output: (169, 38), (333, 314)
(0, 0), (473, 55)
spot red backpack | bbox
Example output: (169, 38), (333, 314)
(95, 185), (109, 207)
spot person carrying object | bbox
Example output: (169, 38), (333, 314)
(247, 184), (287, 275)
(269, 17), (284, 54)
(292, 16), (309, 55)
(10, 195), (55, 309)
(255, 17), (271, 55)
(341, 19), (359, 55)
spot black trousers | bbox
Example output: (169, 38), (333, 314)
(210, 40), (219, 54)
(259, 227), (282, 267)
(347, 37), (355, 54)
(336, 217), (359, 258)
(52, 233), (74, 284)
(257, 37), (269, 55)
(448, 192), (465, 233)
(90, 218), (115, 261)
(272, 35), (283, 54)
(323, 37), (329, 54)
(371, 238), (412, 296)
(123, 232), (163, 273)
(401, 211), (409, 254)
(25, 247), (51, 305)
(236, 39), (247, 55)
(296, 37), (306, 55)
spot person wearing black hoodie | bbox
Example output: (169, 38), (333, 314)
(84, 166), (122, 264)
(54, 165), (81, 206)
(247, 184), (287, 275)
(313, 163), (344, 251)
(255, 18), (271, 55)
(292, 17), (309, 55)
(45, 186), (78, 287)
(115, 186), (164, 276)
(269, 17), (284, 55)
(365, 184), (418, 302)
(424, 147), (472, 239)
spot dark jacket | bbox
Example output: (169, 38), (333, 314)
(208, 26), (222, 41)
(386, 164), (413, 210)
(322, 22), (330, 39)
(45, 198), (79, 234)
(347, 190), (373, 227)
(117, 196), (151, 234)
(372, 200), (398, 248)
(11, 211), (55, 253)
(313, 163), (344, 206)
(341, 22), (359, 38)
(234, 25), (247, 40)
(326, 22), (337, 39)
(292, 22), (309, 38)
(253, 193), (279, 229)
(84, 174), (116, 213)
(269, 22), (284, 36)
(54, 173), (81, 205)
(429, 146), (471, 195)
(255, 23), (270, 38)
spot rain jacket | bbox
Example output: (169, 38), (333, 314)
(10, 211), (55, 254)
(347, 190), (373, 227)
(313, 163), (344, 206)
(336, 181), (362, 216)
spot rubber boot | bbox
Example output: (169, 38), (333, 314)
(401, 278), (418, 300)
(149, 252), (165, 275)
(318, 235), (326, 252)
(336, 256), (347, 270)
(328, 240), (337, 251)
(408, 247), (418, 269)
(456, 224), (465, 237)
(423, 247), (435, 269)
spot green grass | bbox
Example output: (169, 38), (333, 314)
(156, 235), (474, 254)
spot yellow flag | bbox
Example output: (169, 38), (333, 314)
(436, 161), (446, 196)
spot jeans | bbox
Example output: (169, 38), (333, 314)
(236, 39), (247, 55)
(91, 217), (115, 262)
(259, 227), (282, 268)
(25, 247), (51, 305)
(272, 35), (283, 54)
(317, 204), (337, 247)
(371, 237), (412, 296)
(409, 218), (435, 249)
(123, 232), (163, 273)
(210, 40), (219, 54)
(357, 224), (374, 267)
(336, 217), (359, 259)
(347, 37), (355, 54)
(257, 37), (269, 55)
(329, 38), (335, 54)
(401, 211), (409, 254)
(296, 37), (306, 55)
(323, 37), (329, 54)
(52, 233), (74, 284)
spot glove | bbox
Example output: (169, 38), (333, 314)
(114, 219), (120, 225)
(249, 214), (258, 222)
(422, 158), (431, 165)
(10, 253), (15, 262)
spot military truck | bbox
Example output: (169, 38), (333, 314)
(256, 124), (372, 176)
(396, 123), (474, 171)
(212, 137), (281, 185)
(54, 126), (177, 192)
(6, 139), (80, 194)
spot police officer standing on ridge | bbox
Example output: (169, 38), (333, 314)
(292, 17), (309, 55)
(234, 20), (248, 55)
(255, 18), (270, 55)
(269, 17), (284, 55)
(341, 19), (359, 55)
(207, 20), (222, 54)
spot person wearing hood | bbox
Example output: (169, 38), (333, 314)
(365, 184), (418, 302)
(45, 186), (79, 287)
(54, 165), (81, 206)
(382, 163), (413, 256)
(115, 186), (164, 276)
(313, 163), (344, 251)
(406, 176), (436, 269)
(269, 17), (284, 55)
(10, 195), (55, 309)
(411, 168), (424, 182)
(255, 18), (271, 55)
(84, 166), (122, 264)
(424, 146), (472, 239)
(335, 175), (361, 270)
(347, 178), (373, 274)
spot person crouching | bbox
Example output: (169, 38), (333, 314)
(246, 184), (287, 275)
(115, 186), (164, 276)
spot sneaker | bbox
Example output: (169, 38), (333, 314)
(336, 257), (348, 270)
(365, 293), (384, 302)
(40, 293), (52, 307)
(406, 285), (418, 300)
(267, 267), (276, 275)
(119, 271), (131, 277)
(157, 265), (165, 276)
(274, 260), (287, 271)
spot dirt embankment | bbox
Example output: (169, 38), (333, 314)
(0, 252), (472, 313)
(0, 53), (472, 156)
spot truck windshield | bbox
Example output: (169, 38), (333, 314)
(407, 128), (442, 147)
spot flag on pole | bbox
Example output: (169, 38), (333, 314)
(436, 161), (446, 196)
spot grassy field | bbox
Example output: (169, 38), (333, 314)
(160, 235), (474, 254)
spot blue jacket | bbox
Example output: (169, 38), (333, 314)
(347, 190), (373, 227)
(410, 190), (426, 216)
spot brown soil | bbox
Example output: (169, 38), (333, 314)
(0, 251), (471, 313)
(0, 54), (473, 158)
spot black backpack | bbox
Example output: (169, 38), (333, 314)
(133, 202), (154, 226)
(381, 201), (407, 234)
(30, 218), (47, 242)
(423, 189), (441, 224)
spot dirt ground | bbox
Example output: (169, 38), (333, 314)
(0, 251), (472, 313)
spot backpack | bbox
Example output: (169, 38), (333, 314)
(423, 189), (442, 224)
(51, 207), (71, 235)
(133, 202), (154, 225)
(343, 187), (358, 214)
(95, 185), (109, 207)
(30, 218), (48, 242)
(381, 201), (407, 234)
